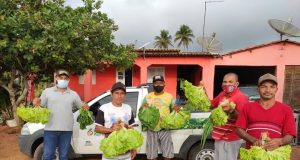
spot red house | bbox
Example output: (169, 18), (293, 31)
(68, 40), (300, 109)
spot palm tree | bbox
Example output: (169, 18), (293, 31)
(174, 24), (194, 50)
(154, 30), (173, 49)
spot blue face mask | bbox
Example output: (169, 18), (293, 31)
(57, 80), (69, 88)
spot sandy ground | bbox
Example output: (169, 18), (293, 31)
(0, 124), (299, 160)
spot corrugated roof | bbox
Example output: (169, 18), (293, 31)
(222, 40), (300, 56)
(134, 48), (219, 57)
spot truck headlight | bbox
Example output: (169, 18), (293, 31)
(21, 123), (31, 135)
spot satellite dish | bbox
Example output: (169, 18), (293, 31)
(197, 32), (223, 52)
(268, 19), (300, 40)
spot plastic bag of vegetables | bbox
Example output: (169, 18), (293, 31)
(182, 80), (211, 112)
(138, 105), (160, 130)
(16, 106), (51, 124)
(161, 110), (191, 129)
(240, 145), (291, 160)
(100, 128), (144, 158)
(77, 108), (94, 130)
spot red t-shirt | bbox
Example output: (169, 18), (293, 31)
(211, 89), (249, 141)
(235, 101), (297, 148)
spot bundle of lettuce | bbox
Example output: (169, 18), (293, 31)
(182, 80), (211, 112)
(77, 108), (94, 130)
(200, 101), (236, 148)
(100, 128), (144, 158)
(16, 106), (51, 124)
(240, 145), (291, 160)
(161, 110), (191, 129)
(138, 105), (160, 130)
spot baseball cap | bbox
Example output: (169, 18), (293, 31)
(152, 75), (165, 83)
(258, 73), (277, 86)
(56, 69), (69, 78)
(111, 82), (126, 93)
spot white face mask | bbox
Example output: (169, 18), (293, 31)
(57, 80), (69, 88)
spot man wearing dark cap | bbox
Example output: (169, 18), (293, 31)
(140, 75), (178, 160)
(39, 69), (89, 160)
(95, 82), (136, 160)
(236, 73), (296, 151)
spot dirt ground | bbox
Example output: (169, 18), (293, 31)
(0, 124), (299, 160)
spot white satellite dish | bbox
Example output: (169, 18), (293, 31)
(268, 19), (300, 40)
(197, 32), (222, 52)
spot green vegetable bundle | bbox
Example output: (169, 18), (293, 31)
(100, 128), (144, 158)
(183, 118), (207, 129)
(210, 106), (228, 126)
(200, 102), (235, 148)
(240, 145), (291, 160)
(182, 80), (211, 112)
(161, 110), (191, 129)
(77, 108), (94, 130)
(17, 106), (51, 124)
(138, 106), (160, 130)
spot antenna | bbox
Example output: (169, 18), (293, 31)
(197, 32), (222, 52)
(268, 19), (300, 40)
(201, 0), (224, 51)
(138, 42), (151, 49)
(138, 42), (152, 61)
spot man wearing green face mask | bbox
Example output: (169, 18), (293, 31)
(140, 75), (180, 160)
(39, 69), (89, 160)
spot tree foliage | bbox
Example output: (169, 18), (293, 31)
(154, 30), (173, 49)
(0, 0), (136, 122)
(174, 24), (194, 50)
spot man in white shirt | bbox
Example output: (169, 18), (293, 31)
(95, 82), (136, 160)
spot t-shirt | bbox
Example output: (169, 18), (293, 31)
(95, 103), (134, 160)
(211, 88), (249, 141)
(142, 92), (174, 131)
(235, 101), (297, 148)
(40, 86), (83, 131)
(95, 102), (135, 129)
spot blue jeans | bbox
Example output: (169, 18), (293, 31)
(43, 131), (72, 160)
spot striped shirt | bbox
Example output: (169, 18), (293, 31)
(236, 101), (297, 148)
(211, 89), (249, 141)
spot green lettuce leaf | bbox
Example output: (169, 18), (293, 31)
(138, 106), (160, 130)
(16, 106), (51, 124)
(100, 128), (144, 158)
(182, 80), (211, 112)
(240, 145), (291, 160)
(161, 110), (191, 129)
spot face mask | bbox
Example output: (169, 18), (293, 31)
(222, 85), (236, 94)
(57, 80), (69, 88)
(153, 85), (164, 93)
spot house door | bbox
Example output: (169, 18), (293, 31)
(283, 66), (300, 109)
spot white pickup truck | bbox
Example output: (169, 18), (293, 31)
(19, 85), (214, 160)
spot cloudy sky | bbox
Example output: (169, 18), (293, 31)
(65, 0), (300, 53)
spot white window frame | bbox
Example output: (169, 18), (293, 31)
(92, 70), (96, 85)
(116, 69), (125, 83)
(78, 75), (84, 84)
(147, 67), (165, 83)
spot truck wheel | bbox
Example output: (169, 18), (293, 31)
(33, 143), (60, 160)
(188, 142), (214, 160)
(33, 143), (43, 160)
